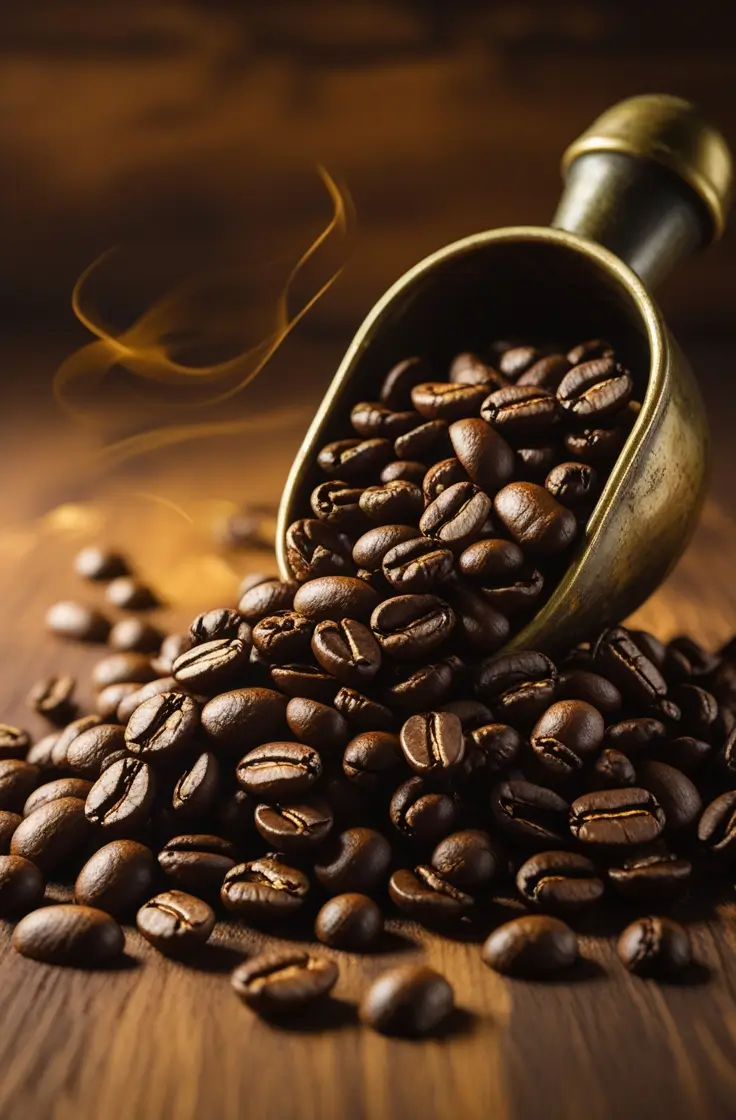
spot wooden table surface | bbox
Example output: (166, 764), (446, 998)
(0, 335), (734, 1120)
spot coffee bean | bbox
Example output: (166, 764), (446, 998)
(252, 612), (315, 663)
(635, 761), (702, 833)
(516, 445), (559, 481)
(390, 778), (457, 843)
(353, 524), (419, 571)
(0, 811), (22, 854)
(449, 351), (502, 386)
(189, 608), (249, 645)
(236, 742), (322, 800)
(13, 904), (124, 966)
(232, 950), (338, 1016)
(517, 353), (571, 389)
(497, 346), (541, 378)
(85, 758), (156, 833)
(467, 723), (522, 774)
(673, 683), (719, 742)
(125, 693), (199, 759)
(360, 964), (454, 1036)
(570, 788), (665, 847)
(359, 480), (424, 524)
(564, 424), (628, 463)
(311, 618), (381, 687)
(75, 840), (156, 915)
(400, 711), (465, 776)
(430, 829), (498, 890)
(27, 676), (76, 724)
(618, 916), (691, 977)
(516, 851), (604, 912)
(557, 357), (633, 422)
(201, 687), (287, 749)
(545, 461), (598, 509)
(45, 601), (111, 643)
(0, 855), (44, 916)
(173, 637), (250, 693)
(371, 594), (455, 661)
(109, 619), (164, 654)
(411, 381), (487, 421)
(105, 576), (159, 611)
(152, 633), (193, 676)
(117, 678), (180, 724)
(605, 717), (666, 754)
(482, 915), (578, 976)
(0, 761), (39, 812)
(23, 778), (93, 816)
(698, 791), (736, 858)
(11, 797), (89, 872)
(158, 835), (236, 894)
(285, 697), (349, 751)
(423, 458), (469, 501)
(221, 857), (309, 919)
(315, 892), (383, 951)
(293, 576), (380, 624)
(351, 401), (420, 439)
(491, 780), (569, 845)
(52, 715), (101, 770)
(494, 482), (577, 556)
(172, 750), (220, 818)
(254, 799), (334, 854)
(74, 545), (129, 581)
(383, 658), (457, 713)
(238, 578), (298, 623)
(556, 669), (622, 714)
(380, 358), (430, 409)
(310, 480), (366, 532)
(457, 538), (524, 583)
(530, 700), (605, 777)
(92, 653), (157, 691)
(567, 339), (613, 365)
(380, 460), (427, 486)
(445, 586), (511, 653)
(420, 482), (492, 551)
(475, 651), (558, 702)
(382, 537), (454, 594)
(333, 687), (394, 731)
(590, 749), (636, 789)
(285, 519), (355, 581)
(608, 844), (692, 901)
(317, 438), (393, 482)
(594, 628), (668, 706)
(448, 417), (515, 492)
(137, 890), (215, 954)
(481, 384), (559, 442)
(66, 724), (126, 779)
(389, 865), (474, 921)
(314, 827), (391, 894)
(0, 725), (30, 761)
(26, 735), (60, 771)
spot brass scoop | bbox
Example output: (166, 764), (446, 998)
(276, 95), (732, 656)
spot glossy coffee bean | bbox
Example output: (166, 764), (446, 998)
(342, 732), (401, 791)
(498, 345), (540, 378)
(13, 905), (124, 966)
(311, 618), (381, 687)
(238, 578), (298, 623)
(389, 865), (473, 922)
(448, 417), (515, 492)
(673, 683), (719, 742)
(285, 697), (348, 751)
(467, 723), (522, 775)
(450, 351), (503, 386)
(45, 600), (111, 643)
(589, 749), (636, 789)
(439, 698), (492, 731)
(66, 724), (126, 779)
(360, 964), (454, 1037)
(607, 844), (692, 901)
(352, 524), (419, 571)
(0, 811), (22, 854)
(482, 915), (578, 977)
(116, 679), (179, 725)
(311, 480), (365, 532)
(570, 788), (665, 847)
(172, 637), (250, 693)
(105, 576), (158, 611)
(420, 482), (492, 551)
(517, 353), (570, 389)
(605, 717), (666, 755)
(293, 576), (380, 624)
(172, 751), (220, 818)
(221, 857), (309, 920)
(359, 480), (424, 524)
(475, 650), (558, 702)
(371, 594), (455, 661)
(109, 618), (163, 654)
(74, 545), (129, 581)
(137, 890), (215, 954)
(201, 687), (287, 749)
(380, 459), (427, 486)
(618, 916), (691, 977)
(26, 734), (60, 770)
(635, 760), (702, 833)
(350, 401), (420, 440)
(23, 778), (93, 817)
(390, 778), (457, 843)
(27, 675), (76, 724)
(75, 840), (156, 915)
(92, 653), (156, 691)
(252, 612), (315, 664)
(11, 797), (89, 872)
(594, 628), (667, 706)
(333, 687), (394, 732)
(530, 700), (605, 777)
(446, 587), (510, 653)
(153, 633), (193, 676)
(236, 742), (322, 800)
(422, 457), (469, 501)
(85, 758), (156, 833)
(457, 537), (524, 583)
(254, 799), (333, 854)
(400, 711), (465, 776)
(0, 725), (30, 761)
(491, 781), (569, 846)
(430, 829), (498, 890)
(556, 669), (621, 715)
(493, 482), (577, 556)
(382, 659), (456, 713)
(125, 693), (199, 759)
(481, 384), (559, 442)
(382, 537), (454, 594)
(317, 438), (393, 482)
(157, 835), (237, 894)
(315, 893), (383, 951)
(566, 338), (613, 365)
(516, 851), (604, 912)
(697, 791), (736, 859)
(0, 856), (45, 916)
(411, 380), (487, 421)
(557, 356), (633, 422)
(545, 461), (598, 509)
(0, 761), (40, 812)
(189, 608), (249, 645)
(314, 827), (391, 894)
(232, 950), (338, 1016)
(285, 519), (355, 581)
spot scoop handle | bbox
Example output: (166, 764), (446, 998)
(552, 94), (732, 289)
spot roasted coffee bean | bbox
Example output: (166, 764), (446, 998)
(311, 618), (381, 687)
(152, 633), (193, 676)
(317, 437), (393, 482)
(430, 829), (498, 890)
(371, 594), (455, 661)
(498, 345), (540, 378)
(594, 628), (668, 705)
(618, 916), (691, 977)
(448, 417), (515, 492)
(564, 424), (628, 463)
(673, 683), (719, 742)
(515, 445), (559, 481)
(232, 950), (338, 1016)
(359, 480), (424, 524)
(157, 835), (236, 894)
(0, 855), (44, 916)
(476, 652), (558, 702)
(389, 866), (474, 922)
(172, 637), (250, 693)
(27, 676), (76, 723)
(236, 742), (322, 800)
(13, 904), (124, 966)
(567, 338), (613, 365)
(172, 750), (220, 818)
(314, 827), (391, 894)
(608, 844), (692, 901)
(570, 788), (665, 847)
(45, 601), (111, 643)
(221, 857), (309, 919)
(475, 566), (546, 617)
(422, 457), (469, 501)
(450, 351), (505, 387)
(75, 840), (156, 915)
(467, 724), (522, 775)
(189, 608), (248, 645)
(11, 797), (89, 872)
(238, 572), (278, 596)
(382, 659), (456, 713)
(382, 537), (454, 594)
(605, 717), (666, 755)
(126, 694), (198, 760)
(656, 735), (712, 775)
(495, 680), (558, 730)
(380, 357), (431, 409)
(420, 482), (492, 551)
(24, 778), (93, 816)
(310, 479), (366, 531)
(51, 714), (102, 771)
(116, 678), (180, 724)
(0, 761), (39, 812)
(530, 700), (605, 777)
(85, 758), (156, 833)
(494, 482), (577, 556)
(285, 697), (349, 751)
(0, 725), (30, 761)
(400, 711), (464, 776)
(109, 619), (163, 654)
(0, 811), (22, 854)
(351, 401), (420, 439)
(315, 892), (383, 951)
(285, 519), (355, 581)
(353, 524), (419, 572)
(293, 576), (380, 624)
(254, 799), (334, 854)
(238, 578), (298, 623)
(66, 724), (126, 779)
(545, 461), (598, 509)
(334, 687), (394, 731)
(492, 781), (569, 846)
(360, 964), (454, 1037)
(517, 353), (570, 389)
(343, 732), (401, 791)
(252, 612), (315, 663)
(137, 890), (215, 954)
(516, 851), (604, 912)
(590, 749), (636, 789)
(446, 586), (510, 653)
(481, 384), (559, 441)
(635, 760), (702, 833)
(201, 687), (288, 749)
(557, 357), (633, 422)
(631, 629), (668, 670)
(556, 669), (622, 715)
(411, 380), (487, 422)
(74, 545), (129, 581)
(457, 538), (524, 583)
(106, 577), (158, 611)
(26, 735), (59, 771)
(482, 915), (578, 976)
(92, 652), (156, 691)
(440, 699), (491, 731)
(381, 460), (427, 486)
(698, 791), (736, 859)
(390, 778), (457, 843)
